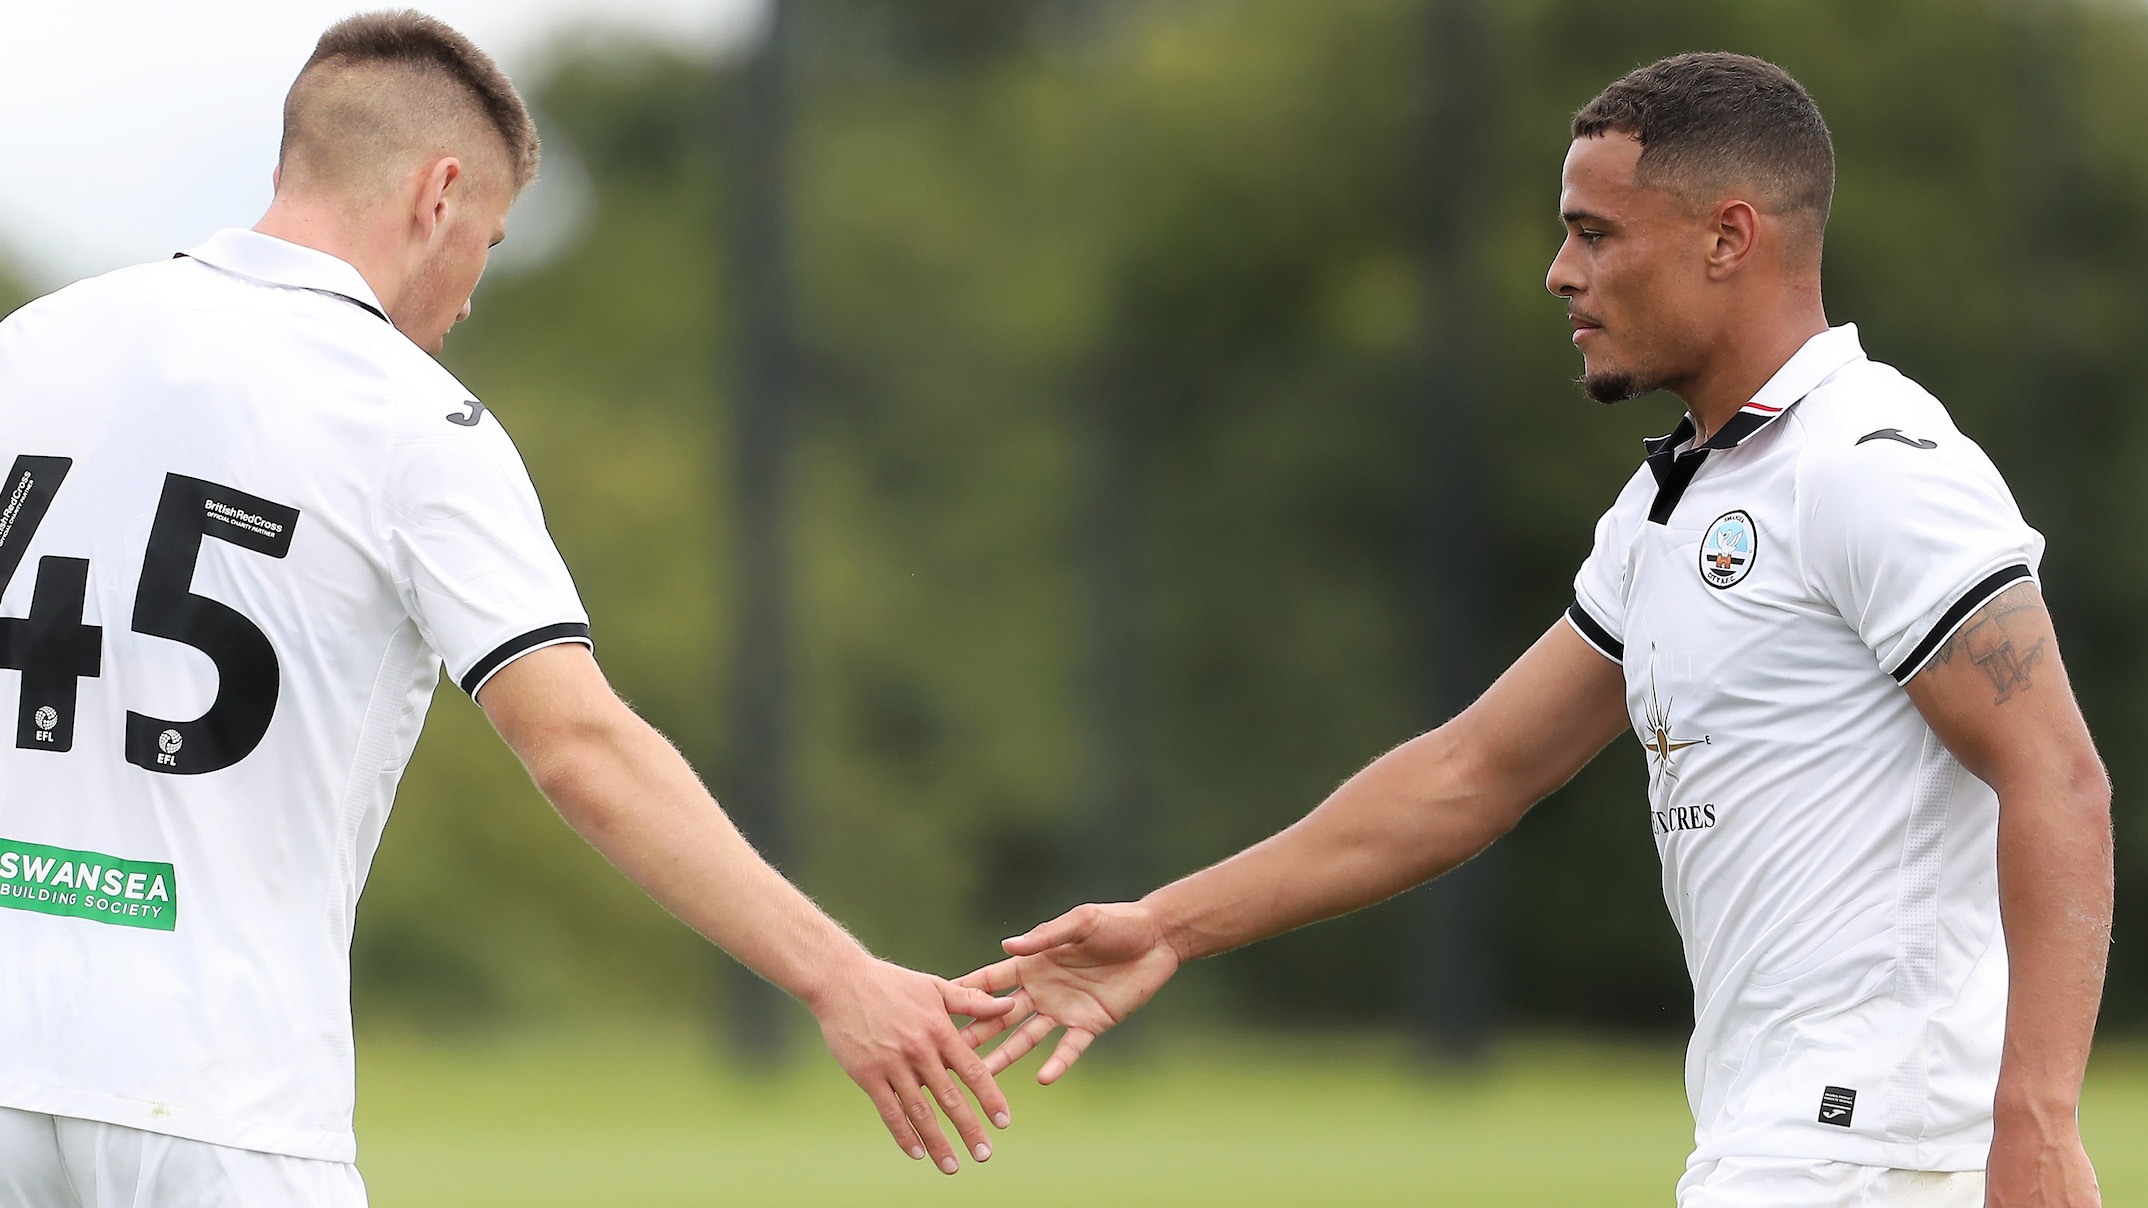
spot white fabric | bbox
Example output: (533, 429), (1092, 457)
(1568, 326), (2042, 1170)
(0, 1108), (366, 1208)
(0, 230), (589, 1160)
(1678, 1155), (1984, 1207)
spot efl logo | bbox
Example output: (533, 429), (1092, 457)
(1818, 1086), (1856, 1128)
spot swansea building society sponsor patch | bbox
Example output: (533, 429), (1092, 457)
(0, 837), (175, 931)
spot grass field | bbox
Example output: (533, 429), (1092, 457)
(354, 1029), (2148, 1207)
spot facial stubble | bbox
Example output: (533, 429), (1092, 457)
(1580, 367), (1654, 405)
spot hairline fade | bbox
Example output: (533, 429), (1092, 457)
(281, 9), (539, 193)
(1571, 52), (1834, 227)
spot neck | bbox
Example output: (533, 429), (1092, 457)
(253, 195), (406, 314)
(1675, 285), (1828, 444)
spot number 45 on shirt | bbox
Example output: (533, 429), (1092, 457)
(0, 454), (300, 775)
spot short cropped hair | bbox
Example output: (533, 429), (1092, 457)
(279, 10), (539, 197)
(1574, 53), (1833, 232)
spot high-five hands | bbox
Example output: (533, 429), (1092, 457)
(810, 955), (1018, 1173)
(956, 902), (1185, 1083)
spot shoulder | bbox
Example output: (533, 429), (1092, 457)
(381, 374), (538, 522)
(1788, 357), (2006, 499)
(1785, 356), (2026, 565)
(1599, 458), (1658, 522)
(371, 338), (494, 438)
(0, 258), (204, 337)
(1600, 450), (1663, 530)
(1574, 459), (1657, 577)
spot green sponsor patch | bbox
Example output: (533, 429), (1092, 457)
(0, 837), (175, 931)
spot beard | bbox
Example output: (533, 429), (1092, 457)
(1580, 367), (1658, 404)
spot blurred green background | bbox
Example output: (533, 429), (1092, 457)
(350, 1033), (2148, 1205)
(370, 0), (2148, 1032)
(18, 0), (2148, 1198)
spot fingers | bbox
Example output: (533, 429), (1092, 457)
(899, 1079), (961, 1174)
(855, 1042), (1008, 1173)
(866, 1081), (929, 1163)
(1037, 1026), (1097, 1085)
(954, 957), (1023, 995)
(920, 1061), (994, 1168)
(958, 990), (1032, 1048)
(938, 979), (1016, 1020)
(982, 1011), (1059, 1076)
(943, 1031), (1012, 1131)
(1001, 904), (1101, 956)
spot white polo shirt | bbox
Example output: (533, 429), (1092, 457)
(1566, 325), (2042, 1171)
(0, 229), (589, 1161)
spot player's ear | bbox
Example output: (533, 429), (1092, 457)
(411, 157), (461, 241)
(1707, 199), (1760, 279)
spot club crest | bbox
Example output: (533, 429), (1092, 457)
(1699, 510), (1757, 589)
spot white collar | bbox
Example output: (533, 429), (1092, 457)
(1745, 323), (1864, 418)
(175, 229), (391, 325)
(1649, 324), (1867, 457)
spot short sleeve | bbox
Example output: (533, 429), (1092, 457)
(1567, 498), (1632, 663)
(1800, 435), (2043, 684)
(382, 422), (590, 698)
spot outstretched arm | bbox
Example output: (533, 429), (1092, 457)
(1902, 584), (2110, 1208)
(478, 644), (1013, 1174)
(963, 617), (1630, 1081)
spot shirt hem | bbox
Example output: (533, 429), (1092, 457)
(1689, 1135), (1991, 1174)
(0, 1079), (353, 1163)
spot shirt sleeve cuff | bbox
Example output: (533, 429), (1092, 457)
(1885, 564), (2033, 684)
(458, 622), (594, 697)
(1565, 601), (1624, 663)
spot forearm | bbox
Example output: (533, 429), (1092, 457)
(1992, 763), (2113, 1123)
(1144, 725), (1518, 961)
(1145, 621), (1628, 962)
(530, 709), (870, 1008)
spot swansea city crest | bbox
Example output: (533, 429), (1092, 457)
(1699, 510), (1757, 589)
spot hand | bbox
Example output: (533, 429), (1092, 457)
(956, 901), (1184, 1084)
(808, 956), (1017, 1174)
(1985, 1110), (2099, 1206)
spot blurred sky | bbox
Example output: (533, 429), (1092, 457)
(0, 0), (760, 286)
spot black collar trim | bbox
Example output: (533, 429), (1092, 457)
(1641, 401), (1794, 524)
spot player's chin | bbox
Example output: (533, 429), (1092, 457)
(1580, 364), (1650, 405)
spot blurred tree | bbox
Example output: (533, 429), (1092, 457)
(1404, 0), (1497, 1062)
(722, 0), (802, 1065)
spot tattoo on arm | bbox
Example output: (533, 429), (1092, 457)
(1933, 583), (2047, 705)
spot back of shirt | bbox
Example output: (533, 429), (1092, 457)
(0, 231), (588, 1162)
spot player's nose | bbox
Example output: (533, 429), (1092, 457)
(1546, 240), (1583, 298)
(1546, 253), (1580, 296)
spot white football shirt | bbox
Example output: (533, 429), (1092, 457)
(1566, 325), (2042, 1172)
(0, 229), (589, 1160)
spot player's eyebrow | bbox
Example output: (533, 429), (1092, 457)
(1561, 208), (1610, 226)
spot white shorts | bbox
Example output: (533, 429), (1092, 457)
(1679, 1155), (1985, 1207)
(0, 1108), (366, 1208)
